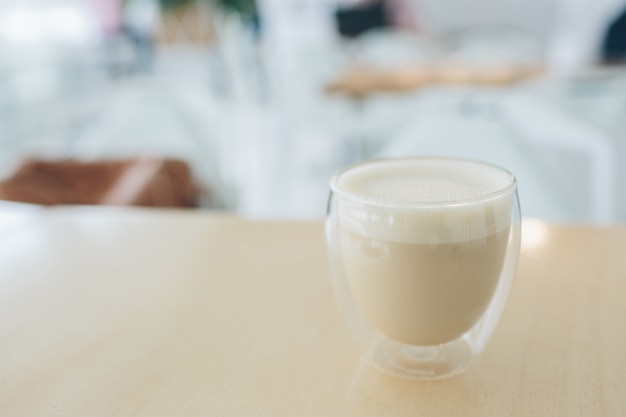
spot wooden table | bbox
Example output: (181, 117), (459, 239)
(1, 206), (625, 416)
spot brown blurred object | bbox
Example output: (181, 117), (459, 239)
(326, 64), (545, 96)
(156, 1), (216, 46)
(0, 159), (201, 208)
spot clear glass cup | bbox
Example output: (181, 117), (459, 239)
(325, 157), (521, 380)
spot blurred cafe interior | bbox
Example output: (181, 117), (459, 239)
(3, 2), (626, 415)
(0, 0), (625, 223)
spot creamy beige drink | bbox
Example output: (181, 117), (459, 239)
(336, 159), (513, 346)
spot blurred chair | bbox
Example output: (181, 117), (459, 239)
(501, 93), (616, 223)
(373, 89), (581, 222)
(0, 158), (200, 208)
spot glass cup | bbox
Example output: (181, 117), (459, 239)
(325, 157), (520, 380)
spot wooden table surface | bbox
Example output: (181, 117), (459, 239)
(1, 206), (625, 416)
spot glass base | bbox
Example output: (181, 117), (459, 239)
(368, 336), (474, 380)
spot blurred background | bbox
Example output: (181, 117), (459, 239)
(0, 0), (625, 222)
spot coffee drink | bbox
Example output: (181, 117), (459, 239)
(335, 159), (513, 346)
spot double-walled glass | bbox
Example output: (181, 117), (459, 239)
(326, 158), (520, 380)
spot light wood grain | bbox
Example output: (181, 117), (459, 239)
(1, 207), (625, 416)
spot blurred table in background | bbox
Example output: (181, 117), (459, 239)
(326, 63), (544, 96)
(324, 65), (626, 224)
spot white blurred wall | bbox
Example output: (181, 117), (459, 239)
(410, 0), (626, 72)
(411, 0), (556, 38)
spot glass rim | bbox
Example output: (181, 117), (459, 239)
(330, 157), (517, 208)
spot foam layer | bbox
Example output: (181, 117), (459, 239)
(337, 159), (512, 204)
(333, 158), (515, 243)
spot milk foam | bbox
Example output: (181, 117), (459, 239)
(334, 159), (515, 243)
